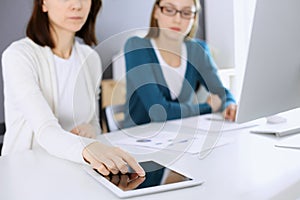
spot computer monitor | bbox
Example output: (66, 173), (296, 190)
(236, 0), (300, 124)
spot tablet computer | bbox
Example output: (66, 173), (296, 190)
(84, 160), (204, 198)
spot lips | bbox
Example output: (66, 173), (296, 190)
(69, 16), (83, 20)
(169, 27), (181, 32)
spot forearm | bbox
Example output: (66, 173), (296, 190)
(37, 122), (95, 164)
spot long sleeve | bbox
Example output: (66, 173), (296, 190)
(191, 40), (236, 111)
(1, 39), (97, 163)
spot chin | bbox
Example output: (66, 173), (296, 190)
(160, 29), (185, 40)
(67, 23), (85, 33)
(165, 32), (185, 41)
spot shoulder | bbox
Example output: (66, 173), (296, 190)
(75, 41), (94, 54)
(6, 37), (41, 49)
(3, 37), (46, 58)
(75, 41), (96, 58)
(185, 38), (210, 54)
(124, 36), (151, 50)
(2, 38), (50, 72)
(75, 41), (101, 66)
(125, 36), (147, 45)
(185, 39), (215, 64)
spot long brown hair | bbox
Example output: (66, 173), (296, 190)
(26, 0), (102, 48)
(145, 0), (201, 39)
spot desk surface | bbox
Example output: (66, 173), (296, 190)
(1, 115), (300, 200)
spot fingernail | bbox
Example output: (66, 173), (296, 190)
(139, 171), (146, 177)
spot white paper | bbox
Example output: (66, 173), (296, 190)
(168, 113), (258, 132)
(113, 131), (232, 154)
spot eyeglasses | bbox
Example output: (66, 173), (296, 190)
(157, 4), (197, 19)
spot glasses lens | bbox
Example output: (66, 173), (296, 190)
(162, 7), (176, 16)
(181, 10), (195, 19)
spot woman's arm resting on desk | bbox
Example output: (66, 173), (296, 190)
(193, 40), (236, 114)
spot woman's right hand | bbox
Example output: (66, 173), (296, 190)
(82, 142), (145, 177)
(206, 94), (222, 112)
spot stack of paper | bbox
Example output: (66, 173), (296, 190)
(112, 131), (232, 155)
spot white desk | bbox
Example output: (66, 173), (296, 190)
(1, 118), (300, 200)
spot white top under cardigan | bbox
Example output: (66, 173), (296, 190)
(150, 39), (187, 100)
(1, 37), (102, 164)
(53, 47), (90, 131)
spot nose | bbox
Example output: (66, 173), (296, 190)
(173, 11), (182, 23)
(71, 0), (82, 10)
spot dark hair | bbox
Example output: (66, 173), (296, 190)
(26, 0), (102, 48)
(146, 0), (201, 39)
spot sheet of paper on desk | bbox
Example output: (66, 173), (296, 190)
(113, 131), (232, 154)
(168, 113), (259, 132)
(275, 134), (300, 149)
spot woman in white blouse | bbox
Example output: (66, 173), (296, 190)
(1, 0), (144, 177)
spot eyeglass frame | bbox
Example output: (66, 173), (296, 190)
(156, 2), (197, 20)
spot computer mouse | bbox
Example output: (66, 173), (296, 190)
(266, 115), (287, 124)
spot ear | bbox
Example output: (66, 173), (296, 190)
(42, 0), (48, 12)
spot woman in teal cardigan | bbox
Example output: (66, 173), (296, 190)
(123, 0), (237, 128)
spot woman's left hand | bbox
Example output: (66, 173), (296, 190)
(70, 123), (97, 139)
(222, 104), (237, 122)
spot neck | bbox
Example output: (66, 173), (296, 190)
(154, 36), (182, 55)
(154, 36), (184, 68)
(51, 28), (75, 59)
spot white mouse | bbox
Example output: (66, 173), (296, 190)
(266, 115), (287, 124)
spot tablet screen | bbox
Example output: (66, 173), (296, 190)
(95, 161), (193, 191)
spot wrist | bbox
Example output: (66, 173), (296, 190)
(82, 141), (98, 164)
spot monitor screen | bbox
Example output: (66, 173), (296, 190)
(236, 0), (300, 123)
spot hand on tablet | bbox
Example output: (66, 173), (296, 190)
(82, 142), (145, 177)
(105, 173), (146, 191)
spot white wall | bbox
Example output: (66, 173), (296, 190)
(204, 0), (235, 69)
(95, 0), (155, 74)
(233, 0), (256, 100)
(204, 0), (256, 98)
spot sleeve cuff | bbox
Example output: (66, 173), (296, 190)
(199, 103), (212, 114)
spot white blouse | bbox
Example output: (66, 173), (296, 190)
(151, 39), (187, 100)
(54, 47), (91, 131)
